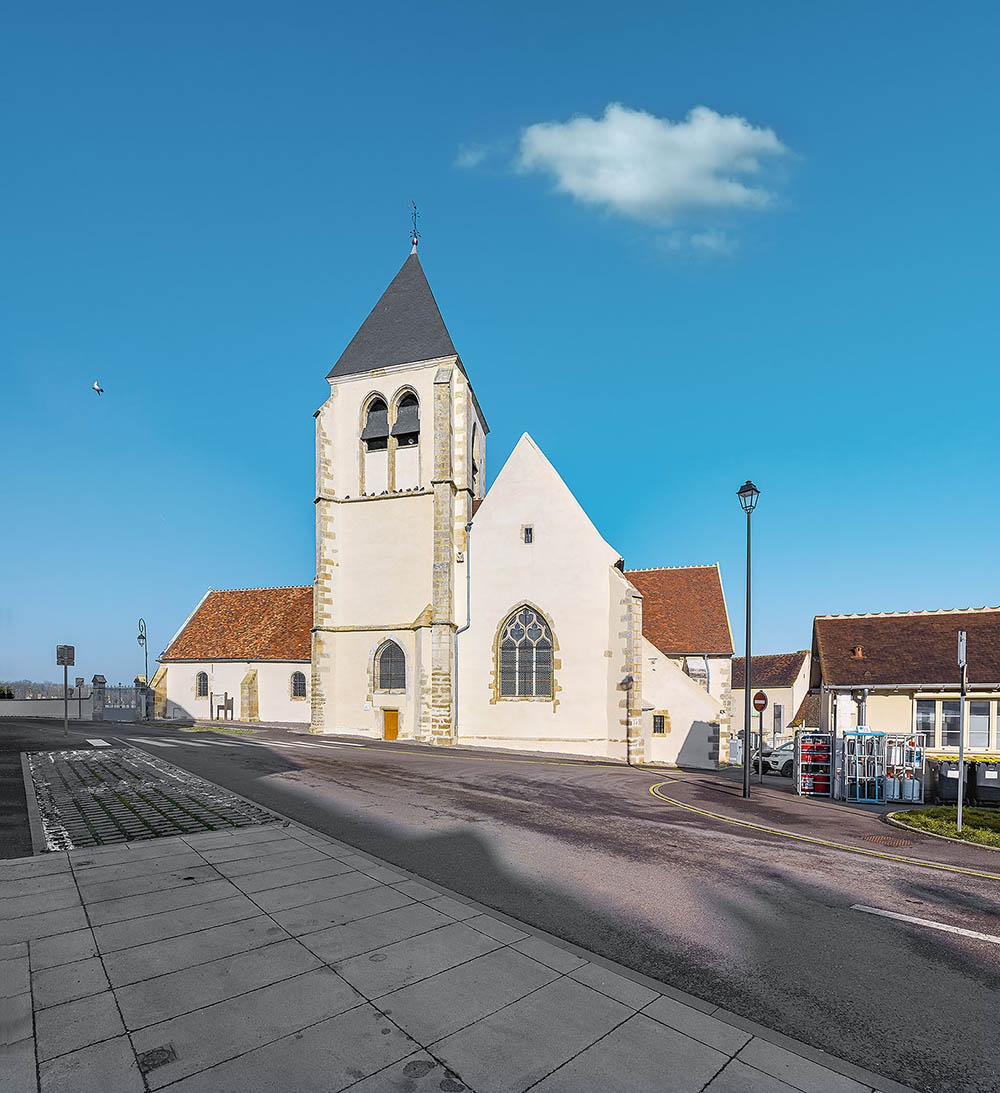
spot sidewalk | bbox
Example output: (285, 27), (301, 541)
(2, 821), (918, 1093)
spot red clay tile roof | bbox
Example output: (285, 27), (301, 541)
(625, 565), (733, 656)
(813, 609), (1000, 687)
(161, 587), (312, 662)
(789, 691), (821, 728)
(732, 651), (809, 690)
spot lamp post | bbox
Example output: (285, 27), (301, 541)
(137, 618), (148, 720)
(737, 480), (760, 799)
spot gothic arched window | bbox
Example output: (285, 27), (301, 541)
(196, 671), (208, 698)
(291, 671), (307, 698)
(391, 392), (420, 448)
(498, 606), (553, 698)
(361, 397), (389, 451)
(376, 641), (405, 691)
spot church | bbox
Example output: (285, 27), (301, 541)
(156, 238), (734, 768)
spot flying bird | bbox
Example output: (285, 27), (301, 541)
(92, 381), (104, 396)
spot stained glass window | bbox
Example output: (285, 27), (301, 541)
(498, 606), (553, 698)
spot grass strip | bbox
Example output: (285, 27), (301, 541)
(892, 806), (1000, 849)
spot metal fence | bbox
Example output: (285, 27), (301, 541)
(104, 684), (138, 710)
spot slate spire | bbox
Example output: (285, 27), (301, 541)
(327, 249), (457, 379)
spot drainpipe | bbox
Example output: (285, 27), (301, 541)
(702, 655), (711, 696)
(453, 522), (473, 739)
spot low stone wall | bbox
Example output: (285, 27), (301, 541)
(0, 697), (95, 720)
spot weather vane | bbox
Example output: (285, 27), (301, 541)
(410, 201), (420, 249)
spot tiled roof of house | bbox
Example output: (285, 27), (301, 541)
(328, 250), (457, 378)
(732, 650), (809, 690)
(813, 608), (1000, 687)
(625, 565), (733, 656)
(789, 691), (821, 728)
(161, 587), (313, 662)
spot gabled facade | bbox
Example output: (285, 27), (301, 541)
(730, 650), (811, 746)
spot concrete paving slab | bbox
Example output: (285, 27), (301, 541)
(130, 967), (363, 1090)
(34, 990), (124, 1062)
(0, 942), (28, 961)
(37, 1034), (144, 1093)
(182, 825), (286, 851)
(378, 946), (560, 1045)
(229, 856), (354, 894)
(529, 1012), (728, 1093)
(423, 895), (477, 921)
(270, 885), (415, 937)
(211, 844), (332, 877)
(351, 864), (408, 884)
(93, 894), (260, 953)
(0, 1035), (37, 1093)
(342, 1051), (471, 1093)
(298, 902), (452, 964)
(0, 872), (77, 899)
(161, 1003), (419, 1093)
(28, 930), (97, 971)
(116, 938), (322, 1030)
(102, 915), (287, 987)
(0, 855), (71, 883)
(569, 962), (660, 1010)
(510, 936), (587, 974)
(333, 921), (501, 999)
(32, 957), (109, 1010)
(252, 870), (383, 913)
(70, 839), (188, 866)
(69, 851), (205, 887)
(86, 877), (239, 926)
(465, 914), (530, 944)
(0, 992), (32, 1046)
(704, 1058), (802, 1093)
(76, 864), (218, 904)
(0, 887), (81, 920)
(3, 906), (88, 945)
(431, 976), (631, 1093)
(198, 836), (305, 865)
(643, 994), (754, 1057)
(389, 880), (439, 901)
(0, 956), (29, 1000)
(737, 1038), (871, 1093)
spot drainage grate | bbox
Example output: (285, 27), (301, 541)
(27, 747), (276, 850)
(863, 833), (914, 848)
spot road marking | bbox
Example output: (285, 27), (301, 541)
(85, 739), (111, 747)
(852, 905), (1000, 945)
(647, 782), (1000, 881)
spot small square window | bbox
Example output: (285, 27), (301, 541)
(522, 526), (533, 544)
(653, 715), (666, 734)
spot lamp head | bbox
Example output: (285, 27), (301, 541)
(737, 480), (760, 514)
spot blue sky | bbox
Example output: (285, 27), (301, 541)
(3, 1), (998, 683)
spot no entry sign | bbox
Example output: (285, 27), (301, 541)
(753, 690), (768, 713)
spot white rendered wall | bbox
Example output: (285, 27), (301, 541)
(456, 434), (626, 757)
(0, 698), (95, 720)
(161, 661), (310, 724)
(642, 637), (724, 768)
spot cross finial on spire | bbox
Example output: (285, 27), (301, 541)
(410, 201), (420, 253)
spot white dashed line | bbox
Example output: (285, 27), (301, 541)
(852, 905), (1000, 946)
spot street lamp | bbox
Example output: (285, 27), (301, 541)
(737, 480), (760, 799)
(137, 618), (148, 720)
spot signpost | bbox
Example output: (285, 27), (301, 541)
(958, 631), (967, 833)
(76, 677), (84, 720)
(753, 691), (768, 783)
(56, 645), (75, 736)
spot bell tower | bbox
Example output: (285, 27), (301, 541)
(311, 239), (488, 741)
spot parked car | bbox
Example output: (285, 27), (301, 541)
(754, 740), (795, 777)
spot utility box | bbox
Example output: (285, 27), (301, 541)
(795, 731), (833, 797)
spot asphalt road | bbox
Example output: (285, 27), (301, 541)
(12, 721), (1000, 1093)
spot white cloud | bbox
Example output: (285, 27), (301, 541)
(455, 143), (490, 169)
(517, 103), (788, 226)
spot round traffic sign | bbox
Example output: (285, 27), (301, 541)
(753, 690), (768, 712)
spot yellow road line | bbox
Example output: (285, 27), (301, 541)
(648, 782), (1000, 881)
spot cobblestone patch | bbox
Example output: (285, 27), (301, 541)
(27, 748), (276, 850)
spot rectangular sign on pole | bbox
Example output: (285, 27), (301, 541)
(56, 645), (75, 667)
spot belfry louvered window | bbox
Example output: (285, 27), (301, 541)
(361, 397), (389, 451)
(498, 606), (553, 698)
(391, 393), (420, 447)
(376, 641), (405, 691)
